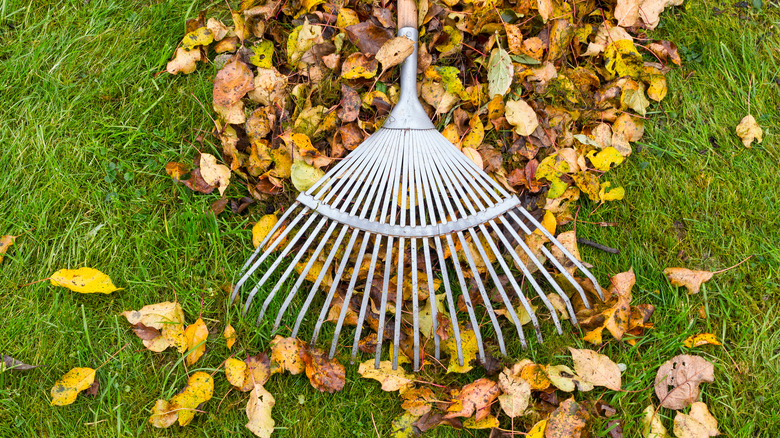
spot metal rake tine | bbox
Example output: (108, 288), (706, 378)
(329, 231), (372, 359)
(421, 239), (440, 359)
(351, 233), (383, 362)
(512, 209), (604, 300)
(243, 214), (323, 315)
(406, 133), (421, 371)
(538, 245), (592, 309)
(290, 224), (352, 337)
(232, 205), (308, 304)
(311, 227), (362, 343)
(496, 215), (564, 333)
(504, 213), (579, 324)
(375, 236), (395, 368)
(434, 236), (464, 365)
(444, 234), (487, 363)
(235, 203), (300, 281)
(392, 236), (405, 370)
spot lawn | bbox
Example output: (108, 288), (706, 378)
(0, 0), (778, 437)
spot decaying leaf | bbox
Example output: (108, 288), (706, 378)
(168, 371), (214, 426)
(444, 378), (500, 422)
(300, 346), (345, 393)
(122, 301), (186, 353)
(199, 153), (231, 196)
(0, 234), (15, 264)
(224, 324), (237, 350)
(240, 353), (272, 391)
(400, 387), (435, 416)
(225, 357), (248, 388)
(184, 318), (208, 366)
(545, 398), (589, 438)
(683, 333), (721, 349)
(270, 336), (305, 375)
(50, 367), (96, 406)
(569, 348), (621, 391)
(505, 99), (539, 136)
(375, 36), (414, 70)
(664, 268), (714, 294)
(673, 402), (719, 438)
(50, 267), (121, 294)
(213, 55), (254, 107)
(246, 384), (275, 438)
(642, 404), (671, 438)
(498, 366), (532, 417)
(1, 354), (38, 371)
(358, 360), (414, 392)
(654, 354), (714, 410)
(167, 47), (203, 75)
(150, 399), (178, 428)
(735, 114), (762, 147)
(446, 328), (480, 373)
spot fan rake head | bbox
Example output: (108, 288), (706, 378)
(230, 124), (604, 372)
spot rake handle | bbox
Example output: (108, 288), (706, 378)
(397, 0), (417, 29)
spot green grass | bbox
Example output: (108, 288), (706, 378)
(1, 0), (779, 437)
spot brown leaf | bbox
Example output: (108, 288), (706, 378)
(0, 235), (15, 264)
(345, 21), (393, 56)
(337, 84), (360, 122)
(182, 167), (217, 194)
(654, 354), (714, 410)
(213, 55), (255, 107)
(131, 323), (162, 341)
(444, 378), (500, 422)
(545, 398), (589, 438)
(1, 354), (38, 371)
(84, 380), (99, 397)
(300, 346), (345, 393)
(569, 348), (621, 390)
(663, 268), (714, 294)
(240, 353), (272, 392)
(165, 162), (190, 181)
(375, 36), (415, 70)
(400, 387), (435, 416)
(149, 399), (178, 428)
(673, 401), (719, 438)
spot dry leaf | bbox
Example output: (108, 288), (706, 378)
(150, 399), (178, 428)
(642, 404), (671, 438)
(446, 328), (480, 373)
(225, 357), (248, 388)
(224, 324), (237, 350)
(505, 99), (539, 136)
(663, 268), (714, 294)
(300, 346), (345, 393)
(184, 318), (208, 366)
(213, 55), (254, 107)
(270, 336), (305, 374)
(167, 47), (203, 75)
(683, 333), (721, 349)
(1, 354), (38, 371)
(444, 378), (500, 422)
(400, 387), (435, 416)
(673, 402), (719, 438)
(569, 348), (622, 391)
(358, 360), (414, 392)
(50, 367), (96, 406)
(735, 114), (762, 147)
(122, 301), (186, 353)
(291, 160), (325, 192)
(252, 214), (279, 248)
(50, 267), (122, 294)
(0, 234), (15, 264)
(375, 36), (414, 70)
(240, 353), (272, 391)
(545, 398), (589, 438)
(169, 371), (214, 426)
(246, 384), (275, 438)
(654, 354), (714, 410)
(199, 153), (231, 196)
(498, 367), (532, 417)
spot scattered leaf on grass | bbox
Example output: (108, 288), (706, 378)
(122, 301), (186, 353)
(654, 354), (714, 410)
(673, 402), (719, 438)
(184, 318), (208, 366)
(390, 411), (419, 438)
(569, 348), (621, 391)
(150, 399), (178, 428)
(224, 324), (237, 350)
(225, 357), (248, 388)
(50, 267), (122, 294)
(270, 336), (305, 375)
(358, 360), (414, 392)
(200, 153), (231, 196)
(0, 235), (15, 264)
(168, 371), (214, 426)
(1, 354), (38, 371)
(663, 268), (714, 294)
(683, 333), (721, 349)
(736, 114), (762, 147)
(300, 346), (345, 393)
(246, 384), (275, 438)
(252, 214), (279, 248)
(642, 404), (671, 438)
(444, 378), (500, 422)
(240, 353), (272, 391)
(167, 47), (203, 75)
(50, 367), (96, 406)
(545, 398), (589, 438)
(497, 366), (532, 417)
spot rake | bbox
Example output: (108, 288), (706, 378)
(231, 0), (603, 371)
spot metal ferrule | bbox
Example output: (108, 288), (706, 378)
(381, 27), (435, 130)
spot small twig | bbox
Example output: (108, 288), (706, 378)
(712, 255), (752, 274)
(577, 238), (619, 254)
(95, 342), (131, 371)
(370, 411), (381, 438)
(16, 278), (49, 288)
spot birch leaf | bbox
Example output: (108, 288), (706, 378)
(50, 267), (121, 294)
(50, 367), (96, 406)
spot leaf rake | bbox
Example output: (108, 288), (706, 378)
(231, 0), (603, 371)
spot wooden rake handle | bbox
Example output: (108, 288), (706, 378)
(397, 0), (417, 29)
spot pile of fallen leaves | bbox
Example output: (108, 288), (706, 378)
(164, 0), (685, 222)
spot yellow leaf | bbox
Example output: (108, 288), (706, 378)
(149, 399), (177, 428)
(226, 358), (248, 388)
(169, 372), (214, 426)
(604, 39), (643, 78)
(536, 153), (571, 199)
(269, 336), (305, 375)
(442, 123), (460, 147)
(184, 318), (208, 366)
(181, 27), (213, 50)
(464, 414), (499, 429)
(390, 411), (419, 438)
(535, 210), (556, 236)
(335, 8), (359, 28)
(572, 172), (600, 202)
(250, 40), (274, 69)
(642, 404), (670, 438)
(252, 214), (279, 248)
(50, 367), (96, 406)
(122, 301), (186, 352)
(0, 234), (16, 264)
(621, 81), (650, 116)
(200, 153), (231, 196)
(528, 419), (547, 438)
(446, 329), (480, 373)
(400, 387), (435, 416)
(569, 347), (621, 390)
(587, 147), (625, 171)
(505, 99), (539, 136)
(246, 384), (275, 437)
(291, 160), (325, 192)
(647, 73), (668, 101)
(50, 267), (121, 294)
(224, 324), (237, 350)
(683, 333), (722, 348)
(673, 402), (719, 438)
(341, 53), (378, 79)
(663, 267), (714, 294)
(599, 181), (625, 202)
(436, 26), (462, 55)
(358, 360), (414, 392)
(461, 115), (484, 149)
(736, 114), (763, 148)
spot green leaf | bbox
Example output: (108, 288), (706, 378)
(510, 54), (542, 65)
(488, 47), (513, 98)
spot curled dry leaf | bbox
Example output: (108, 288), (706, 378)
(545, 398), (589, 438)
(735, 114), (762, 148)
(655, 354), (714, 410)
(683, 333), (721, 349)
(184, 318), (208, 366)
(300, 346), (345, 393)
(663, 268), (714, 295)
(642, 404), (671, 438)
(167, 47), (203, 75)
(50, 267), (122, 294)
(375, 36), (414, 70)
(199, 153), (231, 196)
(673, 402), (719, 438)
(358, 360), (414, 392)
(505, 99), (539, 136)
(1, 354), (38, 371)
(50, 367), (96, 406)
(444, 378), (500, 422)
(246, 384), (275, 438)
(122, 301), (186, 353)
(569, 348), (622, 391)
